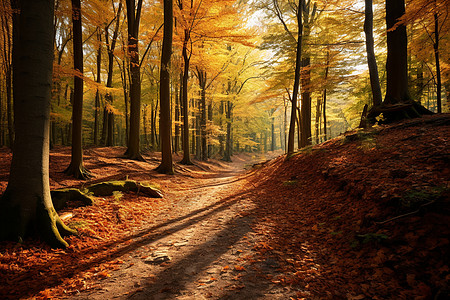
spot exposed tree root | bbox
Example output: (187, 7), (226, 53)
(367, 101), (434, 124)
(123, 149), (146, 161)
(51, 188), (94, 210)
(86, 180), (163, 198)
(64, 163), (92, 180)
(155, 164), (174, 175)
(179, 158), (194, 165)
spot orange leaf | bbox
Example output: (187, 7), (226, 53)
(234, 265), (245, 271)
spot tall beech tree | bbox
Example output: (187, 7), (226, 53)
(65, 0), (90, 179)
(124, 0), (144, 160)
(368, 0), (432, 122)
(156, 0), (174, 174)
(0, 0), (75, 248)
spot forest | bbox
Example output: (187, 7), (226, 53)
(0, 0), (449, 299)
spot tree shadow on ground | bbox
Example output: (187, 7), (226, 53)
(2, 189), (254, 299)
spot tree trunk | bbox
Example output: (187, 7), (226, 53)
(219, 101), (224, 157)
(65, 0), (89, 179)
(385, 0), (409, 105)
(197, 69), (208, 161)
(287, 0), (303, 154)
(104, 2), (122, 147)
(300, 57), (312, 147)
(0, 0), (75, 248)
(156, 0), (174, 174)
(433, 10), (441, 113)
(179, 29), (192, 165)
(364, 0), (382, 107)
(124, 0), (144, 160)
(323, 50), (329, 141)
(174, 73), (181, 153)
(223, 100), (233, 162)
(93, 29), (102, 146)
(368, 0), (432, 122)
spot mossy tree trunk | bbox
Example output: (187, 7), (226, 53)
(0, 0), (75, 248)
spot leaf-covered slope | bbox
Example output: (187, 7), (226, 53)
(247, 114), (449, 299)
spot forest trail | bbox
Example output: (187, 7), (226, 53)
(0, 115), (448, 299)
(71, 151), (292, 300)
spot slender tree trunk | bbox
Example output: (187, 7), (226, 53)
(207, 100), (213, 157)
(223, 101), (232, 162)
(143, 104), (149, 147)
(433, 10), (441, 113)
(197, 69), (207, 161)
(104, 2), (122, 146)
(315, 96), (321, 144)
(124, 0), (144, 160)
(94, 29), (102, 145)
(174, 74), (180, 153)
(300, 57), (312, 147)
(364, 0), (382, 107)
(0, 0), (75, 248)
(323, 51), (329, 141)
(219, 100), (224, 157)
(180, 29), (192, 164)
(156, 0), (174, 174)
(287, 0), (303, 154)
(65, 0), (89, 179)
(148, 102), (154, 148)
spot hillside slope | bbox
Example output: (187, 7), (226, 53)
(247, 114), (449, 299)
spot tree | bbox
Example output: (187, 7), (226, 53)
(0, 0), (75, 248)
(103, 1), (122, 146)
(156, 0), (174, 174)
(124, 0), (144, 160)
(64, 0), (90, 179)
(287, 0), (303, 154)
(0, 1), (13, 147)
(364, 0), (382, 107)
(368, 0), (433, 122)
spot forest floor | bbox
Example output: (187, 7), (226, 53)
(0, 114), (449, 299)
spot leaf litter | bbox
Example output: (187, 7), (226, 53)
(0, 114), (448, 299)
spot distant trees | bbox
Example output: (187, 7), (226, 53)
(0, 0), (446, 181)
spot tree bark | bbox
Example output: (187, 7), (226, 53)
(197, 69), (208, 161)
(65, 0), (89, 179)
(0, 0), (75, 248)
(180, 28), (193, 165)
(94, 29), (102, 145)
(368, 0), (432, 123)
(124, 0), (144, 160)
(287, 0), (303, 155)
(104, 2), (122, 146)
(433, 10), (441, 113)
(364, 0), (382, 107)
(300, 57), (311, 147)
(385, 0), (410, 105)
(223, 100), (233, 162)
(156, 0), (174, 174)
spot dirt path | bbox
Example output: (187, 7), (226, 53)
(71, 153), (295, 300)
